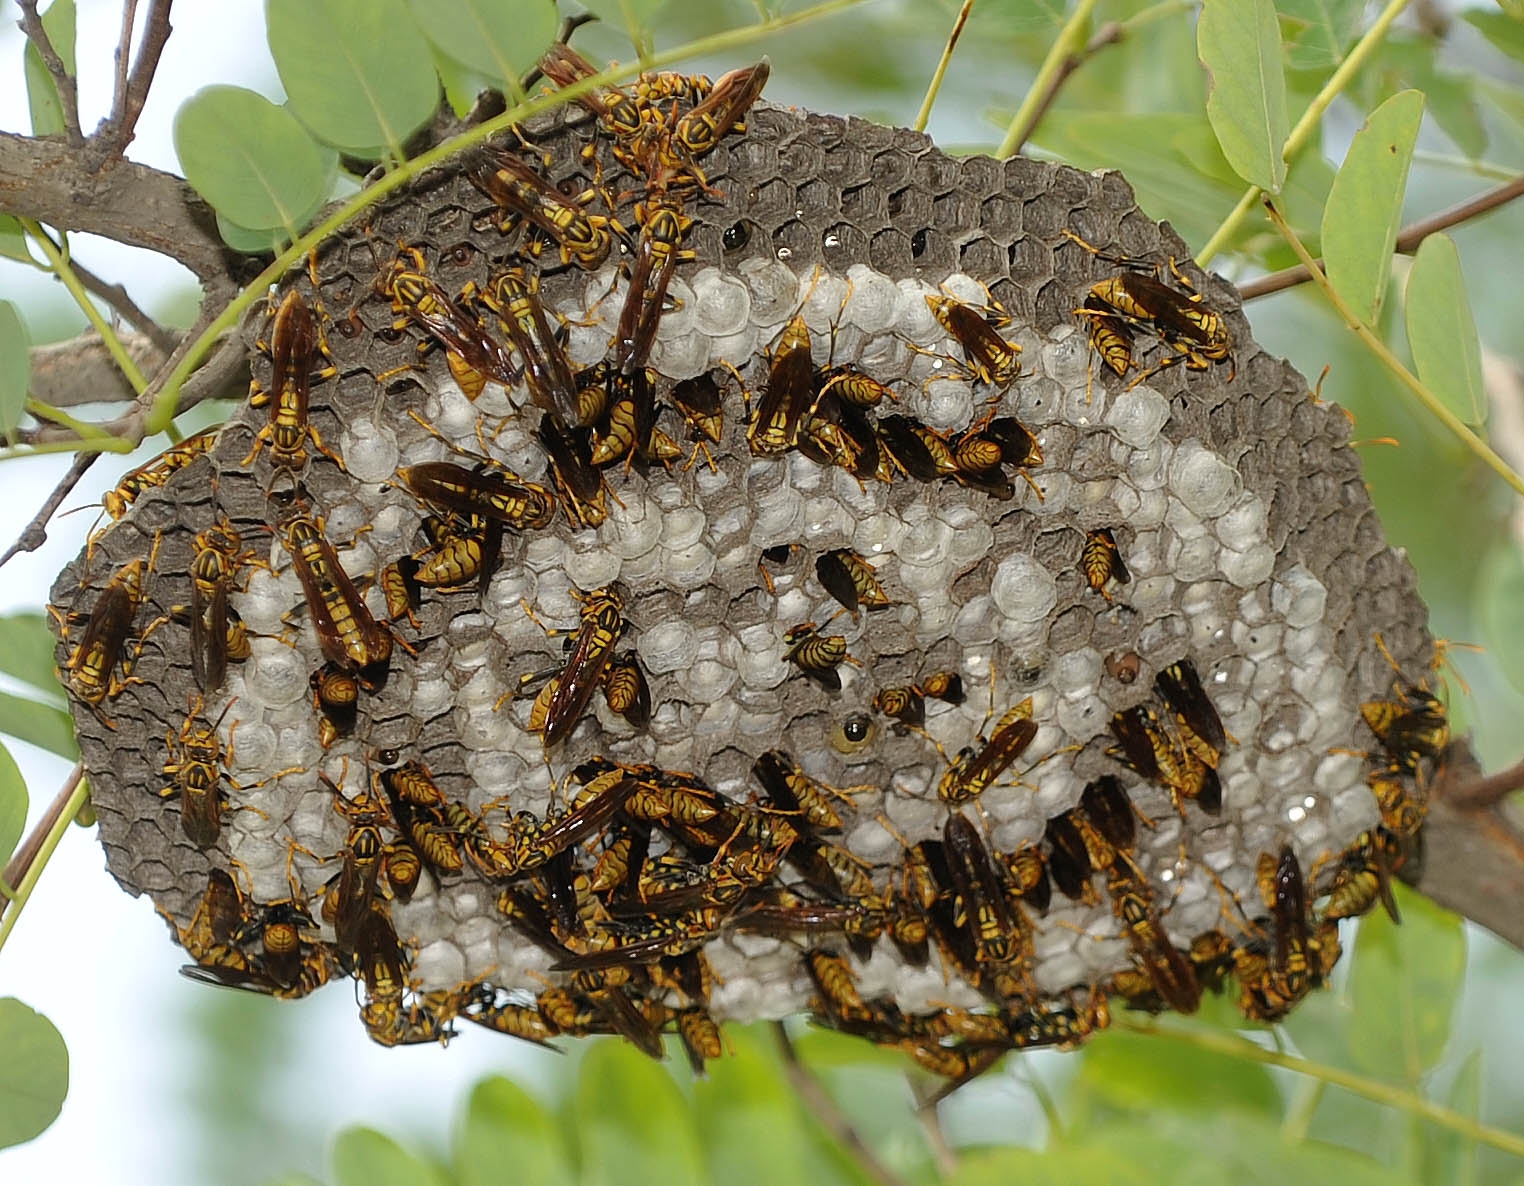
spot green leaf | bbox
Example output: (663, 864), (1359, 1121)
(0, 690), (78, 760)
(1277, 0), (1364, 68)
(332, 1126), (448, 1186)
(1198, 0), (1290, 191)
(575, 0), (671, 42)
(0, 217), (30, 264)
(1423, 1050), (1482, 1186)
(696, 1028), (853, 1186)
(1075, 1026), (1282, 1118)
(431, 48), (492, 120)
(413, 0), (557, 87)
(0, 613), (71, 699)
(0, 301), (31, 446)
(949, 1145), (1152, 1186)
(1405, 233), (1485, 427)
(23, 0), (77, 138)
(577, 1040), (709, 1186)
(214, 213), (286, 256)
(1464, 10), (1524, 64)
(1348, 883), (1465, 1079)
(173, 86), (333, 233)
(456, 1076), (572, 1186)
(0, 738), (26, 868)
(266, 0), (439, 155)
(0, 998), (68, 1149)
(1321, 89), (1423, 325)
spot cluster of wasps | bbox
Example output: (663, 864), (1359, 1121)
(49, 39), (1446, 1084)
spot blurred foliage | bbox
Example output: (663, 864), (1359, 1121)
(5, 0), (1524, 1179)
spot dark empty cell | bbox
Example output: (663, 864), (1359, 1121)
(840, 182), (888, 225)
(751, 106), (795, 141)
(821, 146), (871, 188)
(1034, 527), (1082, 570)
(721, 219), (756, 253)
(1048, 169), (1097, 211)
(1098, 171), (1136, 210)
(958, 236), (1003, 278)
(779, 139), (825, 181)
(979, 194), (1021, 239)
(796, 178), (840, 218)
(1208, 401), (1235, 446)
(890, 124), (931, 152)
(746, 177), (796, 224)
(821, 223), (869, 271)
(871, 148), (913, 190)
(807, 112), (846, 147)
(1002, 155), (1052, 198)
(913, 152), (961, 195)
(958, 154), (1003, 199)
(685, 222), (723, 261)
(909, 227), (955, 275)
(1020, 192), (1068, 239)
(887, 186), (933, 228)
(1289, 399), (1322, 443)
(772, 219), (820, 267)
(846, 114), (895, 151)
(869, 227), (912, 273)
(1007, 236), (1054, 286)
(375, 206), (424, 244)
(932, 191), (976, 234)
(1351, 510), (1386, 560)
(1064, 208), (1118, 252)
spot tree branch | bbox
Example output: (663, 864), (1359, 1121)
(0, 131), (233, 293)
(1005, 19), (1123, 155)
(1240, 174), (1524, 300)
(0, 452), (98, 570)
(29, 330), (167, 408)
(1419, 742), (1524, 953)
(92, 0), (174, 165)
(15, 0), (83, 144)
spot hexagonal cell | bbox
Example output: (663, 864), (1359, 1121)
(730, 136), (781, 177)
(796, 177), (840, 219)
(870, 147), (913, 191)
(840, 182), (888, 225)
(821, 222), (871, 273)
(779, 138), (825, 180)
(980, 194), (1021, 239)
(908, 226), (955, 276)
(821, 145), (871, 189)
(869, 227), (912, 273)
(957, 154), (1003, 199)
(1021, 192), (1071, 240)
(912, 152), (961, 196)
(887, 186), (934, 228)
(958, 236), (1004, 279)
(1008, 236), (1056, 287)
(771, 219), (821, 268)
(744, 177), (797, 226)
(932, 191), (977, 233)
(1004, 156), (1053, 197)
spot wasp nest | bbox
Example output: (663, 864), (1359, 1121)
(50, 63), (1443, 1074)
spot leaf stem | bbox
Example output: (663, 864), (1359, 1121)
(20, 220), (150, 396)
(1262, 198), (1524, 498)
(996, 0), (1103, 159)
(1196, 0), (1412, 265)
(0, 763), (87, 957)
(1114, 1018), (1524, 1159)
(914, 0), (976, 133)
(145, 0), (871, 435)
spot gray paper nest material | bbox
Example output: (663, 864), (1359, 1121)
(51, 97), (1431, 1023)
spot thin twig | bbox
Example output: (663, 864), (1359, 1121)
(1440, 755), (1524, 810)
(1240, 173), (1524, 300)
(0, 453), (99, 571)
(29, 331), (168, 408)
(996, 0), (1103, 158)
(107, 0), (139, 146)
(1196, 0), (1412, 265)
(914, 0), (975, 133)
(772, 1023), (913, 1186)
(64, 257), (179, 353)
(15, 0), (83, 144)
(1003, 19), (1123, 154)
(1262, 197), (1524, 498)
(911, 1079), (959, 1177)
(93, 0), (173, 163)
(0, 763), (85, 928)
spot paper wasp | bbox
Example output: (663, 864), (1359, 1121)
(242, 289), (342, 480)
(537, 415), (610, 529)
(676, 1007), (725, 1075)
(374, 245), (517, 398)
(1107, 702), (1221, 816)
(923, 290), (1021, 389)
(461, 983), (558, 1047)
(815, 549), (889, 617)
(782, 621), (854, 691)
(56, 536), (166, 716)
(525, 586), (628, 749)
(479, 266), (581, 429)
(97, 426), (218, 531)
(937, 697), (1037, 803)
(652, 59), (770, 191)
(615, 200), (694, 375)
(748, 316), (815, 457)
(398, 459), (555, 533)
(944, 812), (1032, 970)
(601, 652), (651, 728)
(1063, 230), (1234, 384)
(278, 508), (394, 689)
(471, 774), (637, 880)
(188, 519), (259, 694)
(467, 144), (619, 269)
(1154, 658), (1229, 760)
(1106, 854), (1200, 1014)
(1080, 528), (1130, 602)
(536, 43), (646, 146)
